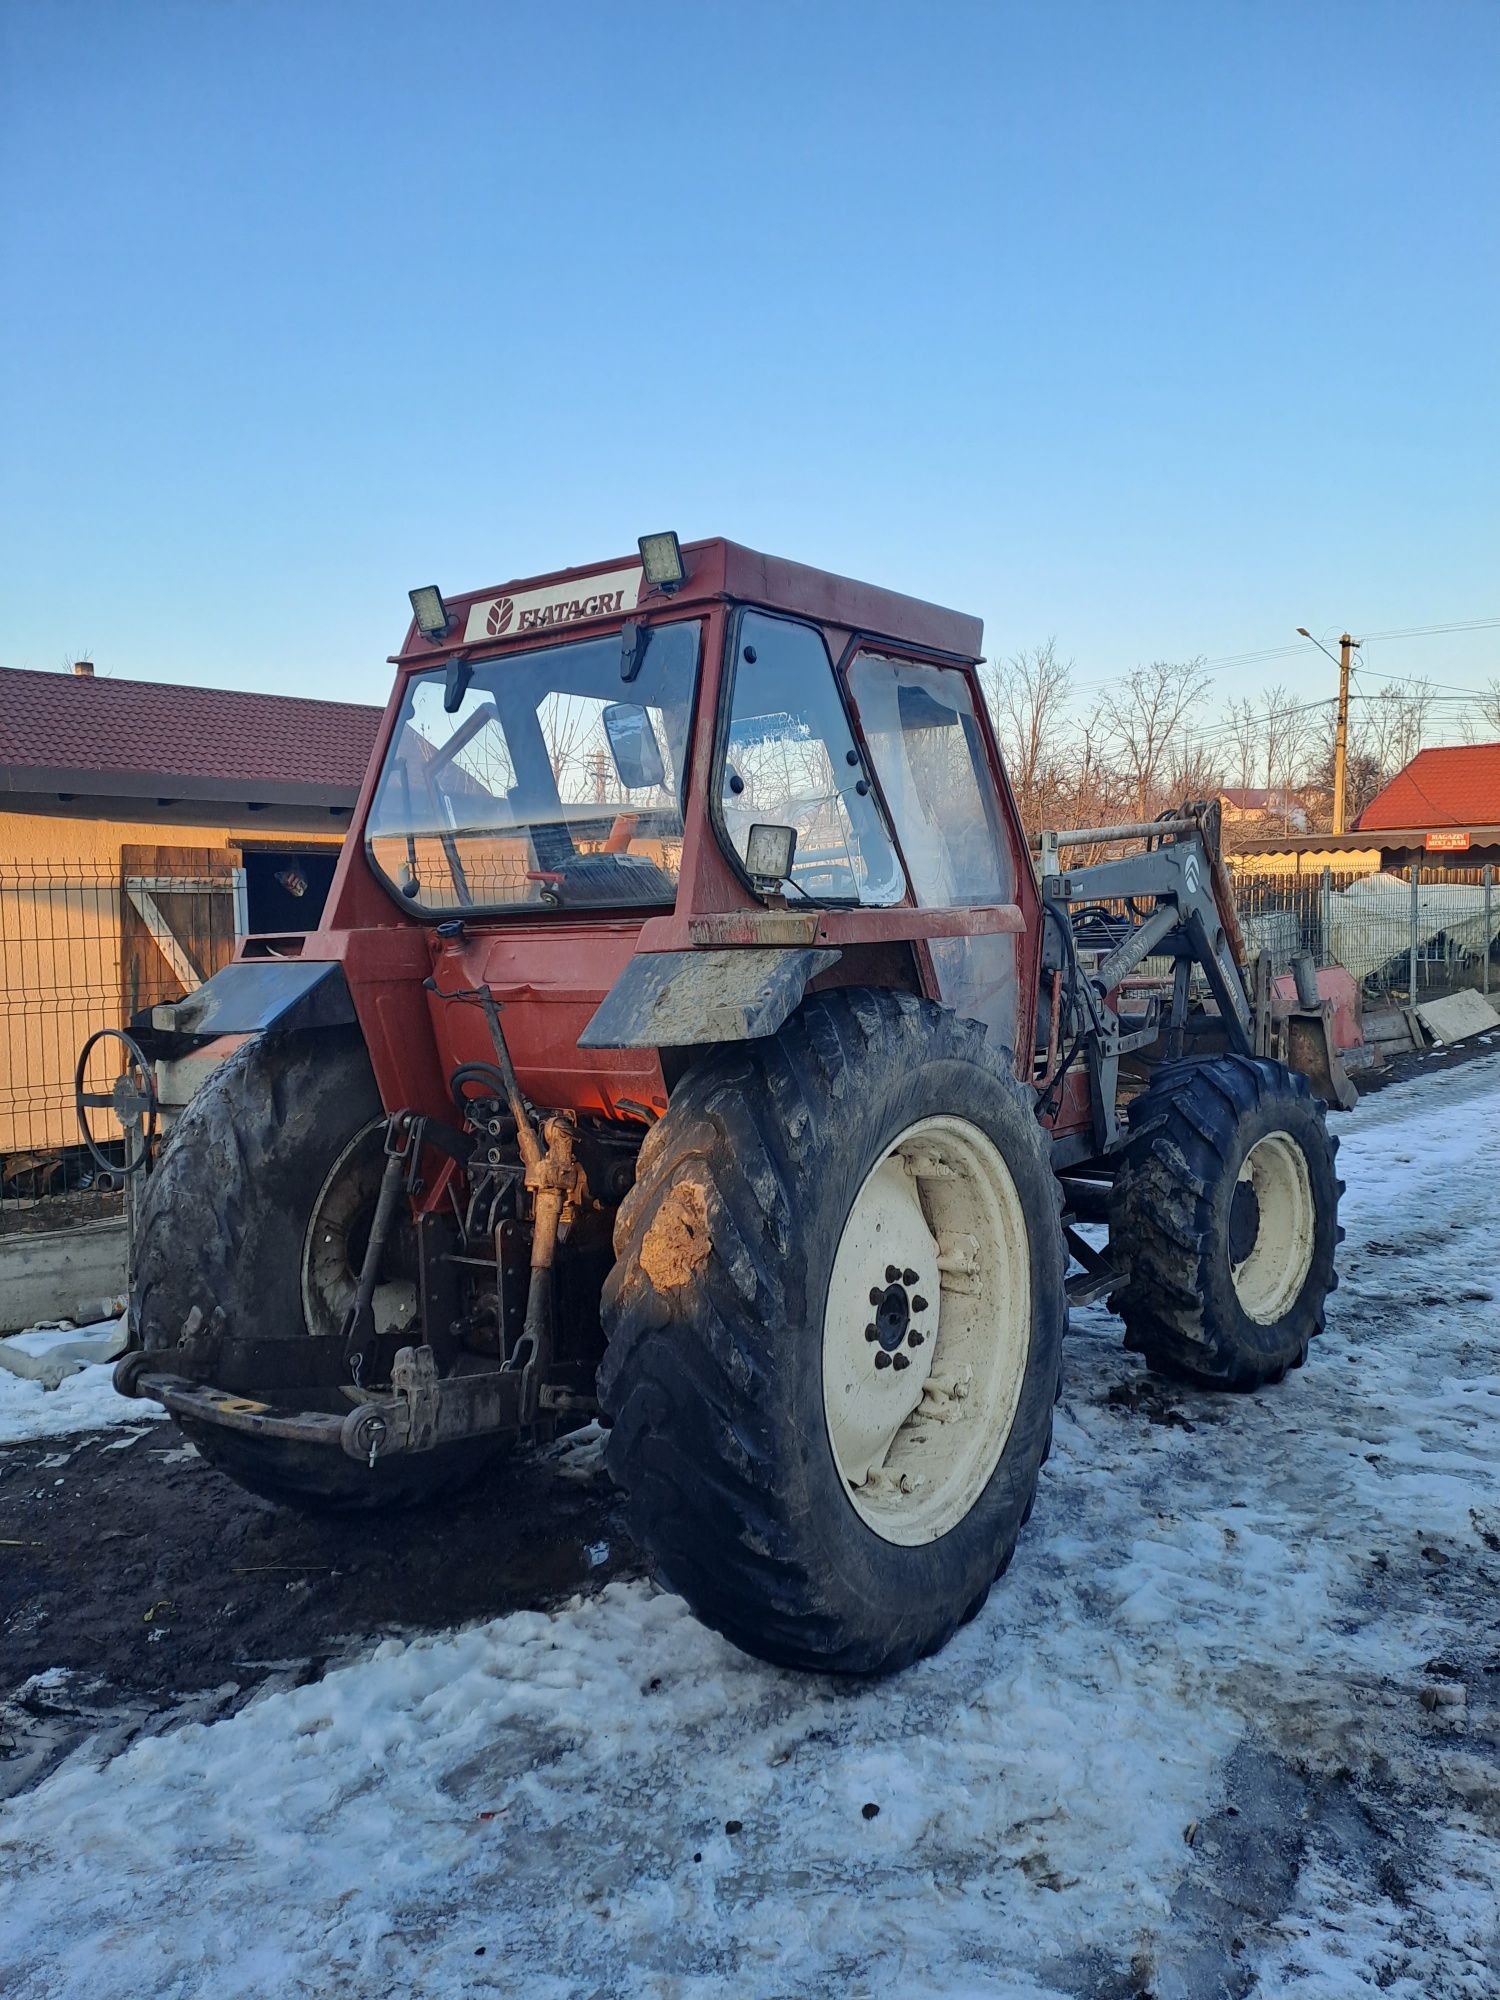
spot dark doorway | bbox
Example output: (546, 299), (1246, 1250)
(243, 849), (339, 933)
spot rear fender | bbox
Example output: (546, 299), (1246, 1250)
(578, 946), (841, 1049)
(145, 959), (357, 1042)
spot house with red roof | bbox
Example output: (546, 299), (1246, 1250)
(1217, 786), (1311, 834)
(0, 658), (380, 914)
(1225, 742), (1500, 878)
(1, 662), (381, 1154)
(1357, 743), (1500, 853)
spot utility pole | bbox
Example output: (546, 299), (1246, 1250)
(1297, 627), (1360, 835)
(1332, 633), (1354, 835)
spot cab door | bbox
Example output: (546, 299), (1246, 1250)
(844, 654), (1025, 1062)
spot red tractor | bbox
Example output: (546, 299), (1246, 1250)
(101, 534), (1343, 1675)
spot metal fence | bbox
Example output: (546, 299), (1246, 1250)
(1232, 863), (1499, 1008)
(0, 859), (241, 1234)
(3, 849), (1493, 1235)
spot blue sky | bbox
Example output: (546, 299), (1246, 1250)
(3, 0), (1497, 726)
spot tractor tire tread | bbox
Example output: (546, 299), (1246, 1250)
(1108, 1054), (1339, 1390)
(599, 988), (1065, 1676)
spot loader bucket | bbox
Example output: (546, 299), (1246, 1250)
(1284, 1008), (1358, 1111)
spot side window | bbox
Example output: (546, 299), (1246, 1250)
(846, 652), (1020, 1058)
(719, 612), (904, 905)
(845, 655), (1014, 908)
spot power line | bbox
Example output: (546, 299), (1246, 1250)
(1349, 686), (1495, 707)
(1347, 663), (1497, 696)
(1164, 695), (1338, 746)
(1065, 615), (1499, 695)
(1360, 617), (1500, 642)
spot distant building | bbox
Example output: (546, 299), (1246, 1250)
(1357, 743), (1500, 853)
(1, 664), (381, 1156)
(1217, 787), (1310, 834)
(1224, 743), (1500, 879)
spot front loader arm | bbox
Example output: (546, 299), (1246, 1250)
(1039, 805), (1254, 1051)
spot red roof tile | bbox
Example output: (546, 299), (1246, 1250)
(1357, 742), (1500, 830)
(0, 666), (383, 806)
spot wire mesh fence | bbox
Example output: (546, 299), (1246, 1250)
(0, 859), (241, 1234)
(3, 846), (1494, 1236)
(1230, 862), (1499, 1009)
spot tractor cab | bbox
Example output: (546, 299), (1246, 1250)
(312, 534), (1040, 1124)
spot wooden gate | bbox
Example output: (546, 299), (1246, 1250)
(119, 845), (245, 1022)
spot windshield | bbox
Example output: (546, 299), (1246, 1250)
(366, 622), (700, 914)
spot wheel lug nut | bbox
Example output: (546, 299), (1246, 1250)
(892, 1352), (911, 1371)
(874, 1352), (892, 1370)
(907, 1330), (923, 1347)
(911, 1295), (929, 1314)
(885, 1265), (901, 1283)
(869, 1287), (884, 1307)
(902, 1268), (918, 1286)
(865, 1323), (878, 1342)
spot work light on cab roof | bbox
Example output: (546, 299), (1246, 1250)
(636, 531), (685, 592)
(407, 584), (452, 643)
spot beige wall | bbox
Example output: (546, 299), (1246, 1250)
(2, 806), (342, 1157)
(1226, 848), (1382, 879)
(1, 805), (343, 860)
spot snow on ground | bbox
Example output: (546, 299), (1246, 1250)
(0, 1333), (163, 1447)
(3, 1058), (1498, 1999)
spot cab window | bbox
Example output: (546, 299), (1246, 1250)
(846, 651), (1019, 1055)
(845, 655), (1013, 907)
(718, 612), (903, 905)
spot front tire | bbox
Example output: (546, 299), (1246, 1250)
(1108, 1055), (1342, 1389)
(598, 990), (1066, 1676)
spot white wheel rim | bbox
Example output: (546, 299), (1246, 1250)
(1229, 1132), (1315, 1324)
(821, 1114), (1032, 1546)
(301, 1121), (418, 1344)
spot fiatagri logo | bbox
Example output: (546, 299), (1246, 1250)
(465, 565), (644, 645)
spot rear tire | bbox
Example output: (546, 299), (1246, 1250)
(598, 990), (1066, 1676)
(134, 1029), (502, 1513)
(1108, 1055), (1342, 1389)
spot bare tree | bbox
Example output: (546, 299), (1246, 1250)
(1223, 697), (1261, 795)
(1170, 733), (1226, 802)
(1357, 676), (1434, 785)
(1259, 684), (1304, 831)
(1095, 658), (1212, 818)
(980, 640), (1074, 834)
(1475, 678), (1500, 739)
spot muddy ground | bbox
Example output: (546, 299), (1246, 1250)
(0, 1429), (637, 1798)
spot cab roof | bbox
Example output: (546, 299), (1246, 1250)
(394, 537), (984, 666)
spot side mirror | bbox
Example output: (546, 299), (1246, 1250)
(602, 702), (667, 791)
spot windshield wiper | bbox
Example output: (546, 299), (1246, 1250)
(443, 656), (474, 713)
